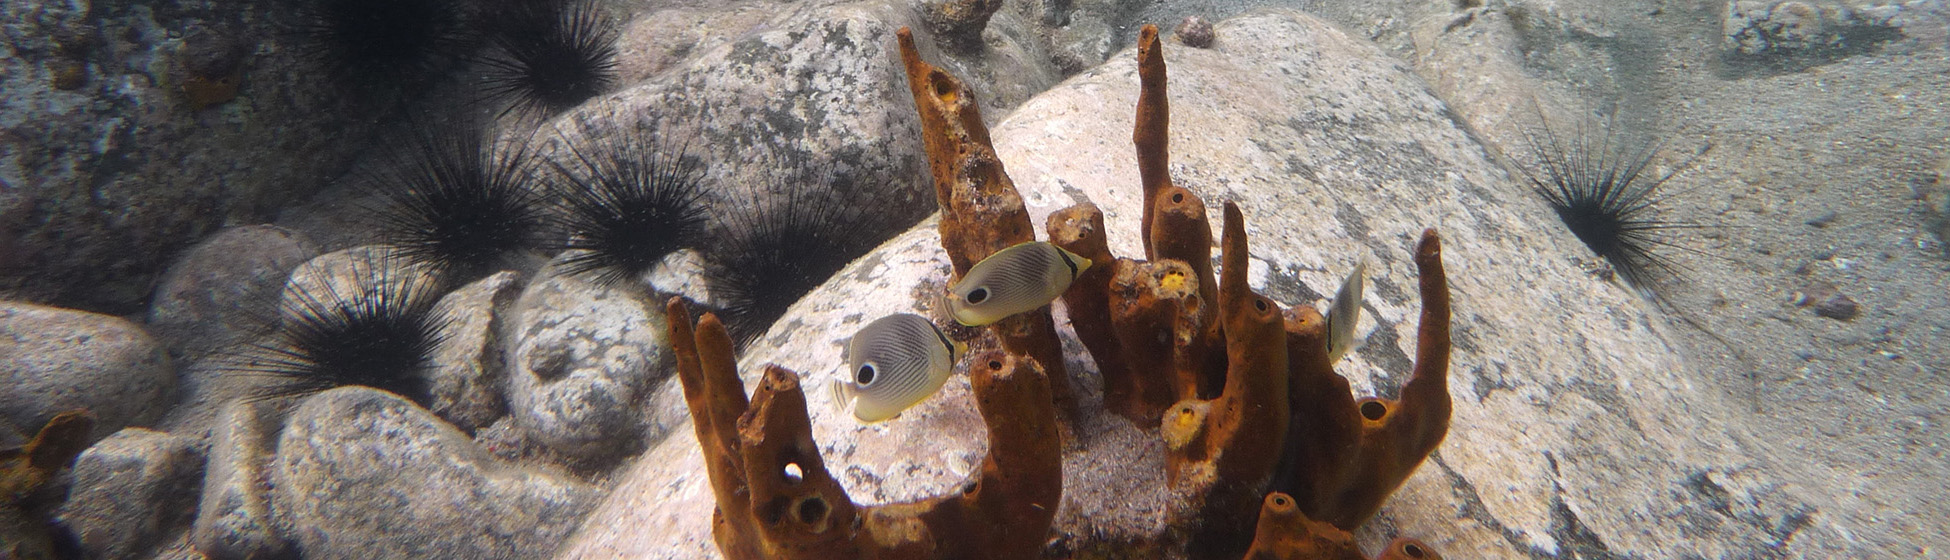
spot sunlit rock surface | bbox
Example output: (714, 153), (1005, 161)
(555, 9), (1828, 558)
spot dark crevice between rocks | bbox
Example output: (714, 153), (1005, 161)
(1717, 19), (1903, 80)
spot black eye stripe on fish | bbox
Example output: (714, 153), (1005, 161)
(932, 325), (956, 358)
(1054, 245), (1079, 278)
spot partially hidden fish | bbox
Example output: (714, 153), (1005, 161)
(947, 241), (1093, 326)
(1324, 258), (1367, 364)
(830, 313), (966, 423)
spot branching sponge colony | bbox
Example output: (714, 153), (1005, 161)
(670, 24), (1455, 560)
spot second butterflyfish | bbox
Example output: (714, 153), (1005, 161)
(830, 313), (966, 423)
(946, 241), (1092, 326)
(1323, 257), (1367, 364)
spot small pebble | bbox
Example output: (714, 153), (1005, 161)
(1174, 16), (1215, 48)
(1814, 292), (1860, 321)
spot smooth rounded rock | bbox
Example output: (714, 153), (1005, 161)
(272, 387), (599, 560)
(0, 302), (175, 437)
(54, 428), (204, 560)
(146, 224), (320, 361)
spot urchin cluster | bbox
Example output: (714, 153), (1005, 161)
(702, 166), (885, 343)
(220, 255), (448, 403)
(480, 0), (620, 118)
(294, 0), (475, 93)
(545, 128), (710, 287)
(368, 122), (550, 283)
(1521, 122), (1709, 292)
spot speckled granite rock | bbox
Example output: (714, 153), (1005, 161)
(537, 0), (1059, 251)
(427, 271), (521, 433)
(0, 0), (386, 313)
(504, 260), (672, 463)
(55, 428), (204, 560)
(191, 400), (288, 560)
(147, 224), (321, 361)
(556, 9), (1832, 558)
(0, 301), (175, 437)
(272, 387), (599, 560)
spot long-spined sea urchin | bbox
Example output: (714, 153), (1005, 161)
(1521, 120), (1709, 292)
(293, 0), (475, 93)
(702, 166), (885, 343)
(219, 253), (448, 403)
(479, 0), (620, 118)
(368, 120), (550, 283)
(546, 127), (709, 287)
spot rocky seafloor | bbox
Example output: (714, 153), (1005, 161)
(2, 0), (1946, 558)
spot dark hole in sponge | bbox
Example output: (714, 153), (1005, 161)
(796, 496), (830, 525)
(1360, 400), (1387, 421)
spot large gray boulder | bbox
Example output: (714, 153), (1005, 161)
(0, 0), (386, 312)
(531, 0), (1062, 258)
(272, 387), (599, 560)
(0, 301), (175, 437)
(555, 9), (1838, 558)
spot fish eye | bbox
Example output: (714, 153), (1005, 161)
(855, 364), (877, 385)
(966, 287), (989, 305)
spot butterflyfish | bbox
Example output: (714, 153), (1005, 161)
(830, 313), (965, 423)
(947, 241), (1092, 326)
(1324, 257), (1367, 364)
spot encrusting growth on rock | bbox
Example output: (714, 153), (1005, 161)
(1, 410), (96, 559)
(677, 24), (1451, 559)
(664, 298), (1060, 559)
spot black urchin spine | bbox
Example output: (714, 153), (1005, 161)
(294, 0), (476, 93)
(546, 128), (709, 287)
(703, 166), (886, 343)
(369, 121), (550, 283)
(1522, 121), (1709, 291)
(220, 255), (448, 403)
(479, 0), (620, 118)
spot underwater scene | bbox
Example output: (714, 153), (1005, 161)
(1, 0), (1946, 558)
